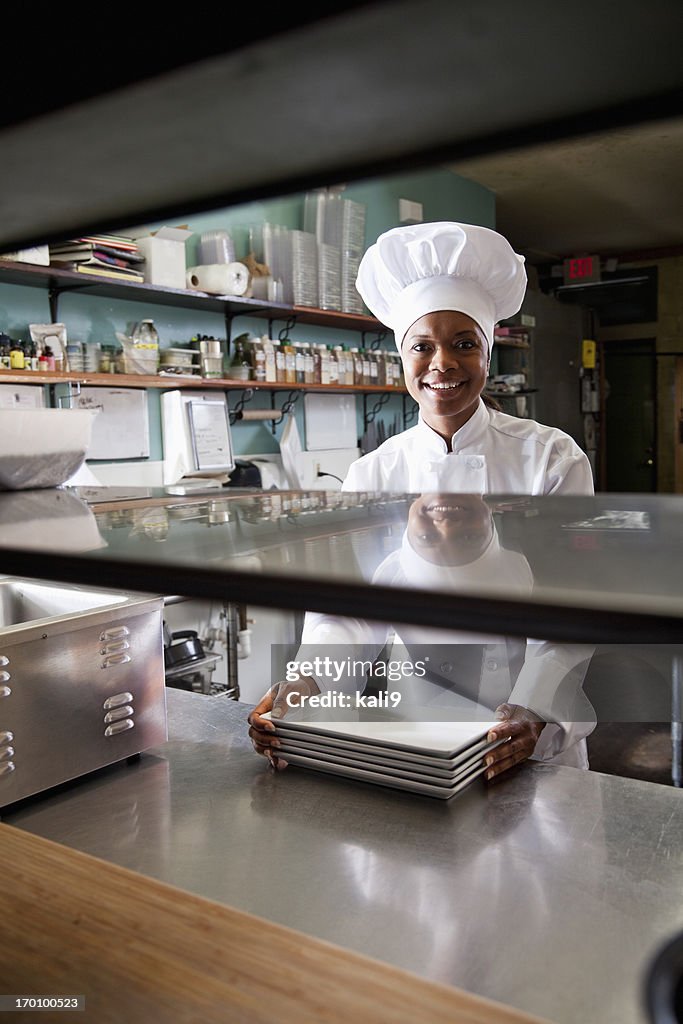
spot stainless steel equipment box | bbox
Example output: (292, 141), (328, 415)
(0, 577), (167, 807)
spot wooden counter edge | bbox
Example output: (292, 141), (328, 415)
(0, 824), (552, 1024)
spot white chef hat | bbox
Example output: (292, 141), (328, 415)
(355, 221), (527, 352)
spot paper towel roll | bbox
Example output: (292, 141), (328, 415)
(186, 263), (249, 296)
(235, 409), (281, 421)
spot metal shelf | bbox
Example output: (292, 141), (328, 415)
(0, 368), (407, 395)
(0, 260), (381, 332)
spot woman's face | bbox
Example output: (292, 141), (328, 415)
(401, 311), (489, 440)
(407, 493), (493, 565)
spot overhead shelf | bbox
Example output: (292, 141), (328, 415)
(1, 1), (682, 251)
(0, 368), (407, 395)
(0, 260), (382, 332)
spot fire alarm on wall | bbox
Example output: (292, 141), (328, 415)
(399, 199), (423, 224)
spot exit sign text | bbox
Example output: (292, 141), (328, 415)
(563, 255), (601, 284)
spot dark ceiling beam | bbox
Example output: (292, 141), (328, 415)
(2, 0), (682, 252)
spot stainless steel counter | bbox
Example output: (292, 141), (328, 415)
(5, 689), (683, 1024)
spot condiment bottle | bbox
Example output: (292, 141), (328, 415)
(351, 347), (363, 386)
(368, 351), (379, 387)
(284, 340), (296, 384)
(328, 345), (339, 385)
(384, 351), (393, 387)
(304, 343), (315, 384)
(9, 340), (25, 369)
(362, 349), (371, 386)
(294, 342), (306, 384)
(312, 344), (322, 384)
(396, 353), (405, 388)
(375, 350), (385, 387)
(251, 339), (266, 382)
(263, 337), (277, 383)
(274, 341), (286, 383)
(44, 345), (56, 371)
(344, 346), (354, 385)
(320, 345), (331, 385)
(335, 345), (346, 385)
(0, 337), (11, 370)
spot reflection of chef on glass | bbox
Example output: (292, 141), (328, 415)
(249, 221), (595, 780)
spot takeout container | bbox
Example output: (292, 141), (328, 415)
(0, 409), (97, 490)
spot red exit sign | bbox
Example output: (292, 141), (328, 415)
(563, 255), (601, 284)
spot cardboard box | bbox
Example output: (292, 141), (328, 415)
(133, 227), (193, 290)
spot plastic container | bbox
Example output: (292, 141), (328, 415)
(197, 230), (235, 265)
(131, 320), (159, 346)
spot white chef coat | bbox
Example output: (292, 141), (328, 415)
(296, 401), (596, 768)
(343, 399), (594, 496)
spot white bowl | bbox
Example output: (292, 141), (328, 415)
(0, 409), (97, 490)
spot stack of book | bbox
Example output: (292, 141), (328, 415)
(49, 235), (145, 283)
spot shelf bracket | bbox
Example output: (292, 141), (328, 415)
(228, 388), (255, 425)
(47, 283), (100, 323)
(48, 286), (60, 323)
(363, 391), (391, 431)
(361, 330), (387, 351)
(274, 389), (301, 431)
(267, 316), (298, 342)
(402, 393), (418, 430)
(224, 312), (235, 350)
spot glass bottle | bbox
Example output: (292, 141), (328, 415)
(132, 319), (159, 347)
(274, 341), (286, 383)
(229, 335), (252, 381)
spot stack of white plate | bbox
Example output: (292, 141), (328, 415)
(263, 706), (504, 799)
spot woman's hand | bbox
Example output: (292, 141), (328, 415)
(247, 676), (320, 770)
(484, 703), (546, 783)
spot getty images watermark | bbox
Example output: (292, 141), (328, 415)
(282, 653), (429, 709)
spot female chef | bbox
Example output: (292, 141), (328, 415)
(248, 221), (595, 779)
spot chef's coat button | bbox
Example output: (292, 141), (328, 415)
(466, 456), (483, 469)
(440, 662), (453, 674)
(485, 659), (499, 671)
(425, 461), (434, 471)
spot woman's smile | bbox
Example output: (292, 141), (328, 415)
(421, 378), (467, 392)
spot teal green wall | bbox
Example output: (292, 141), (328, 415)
(0, 167), (494, 462)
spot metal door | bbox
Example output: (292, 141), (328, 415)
(602, 340), (656, 492)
